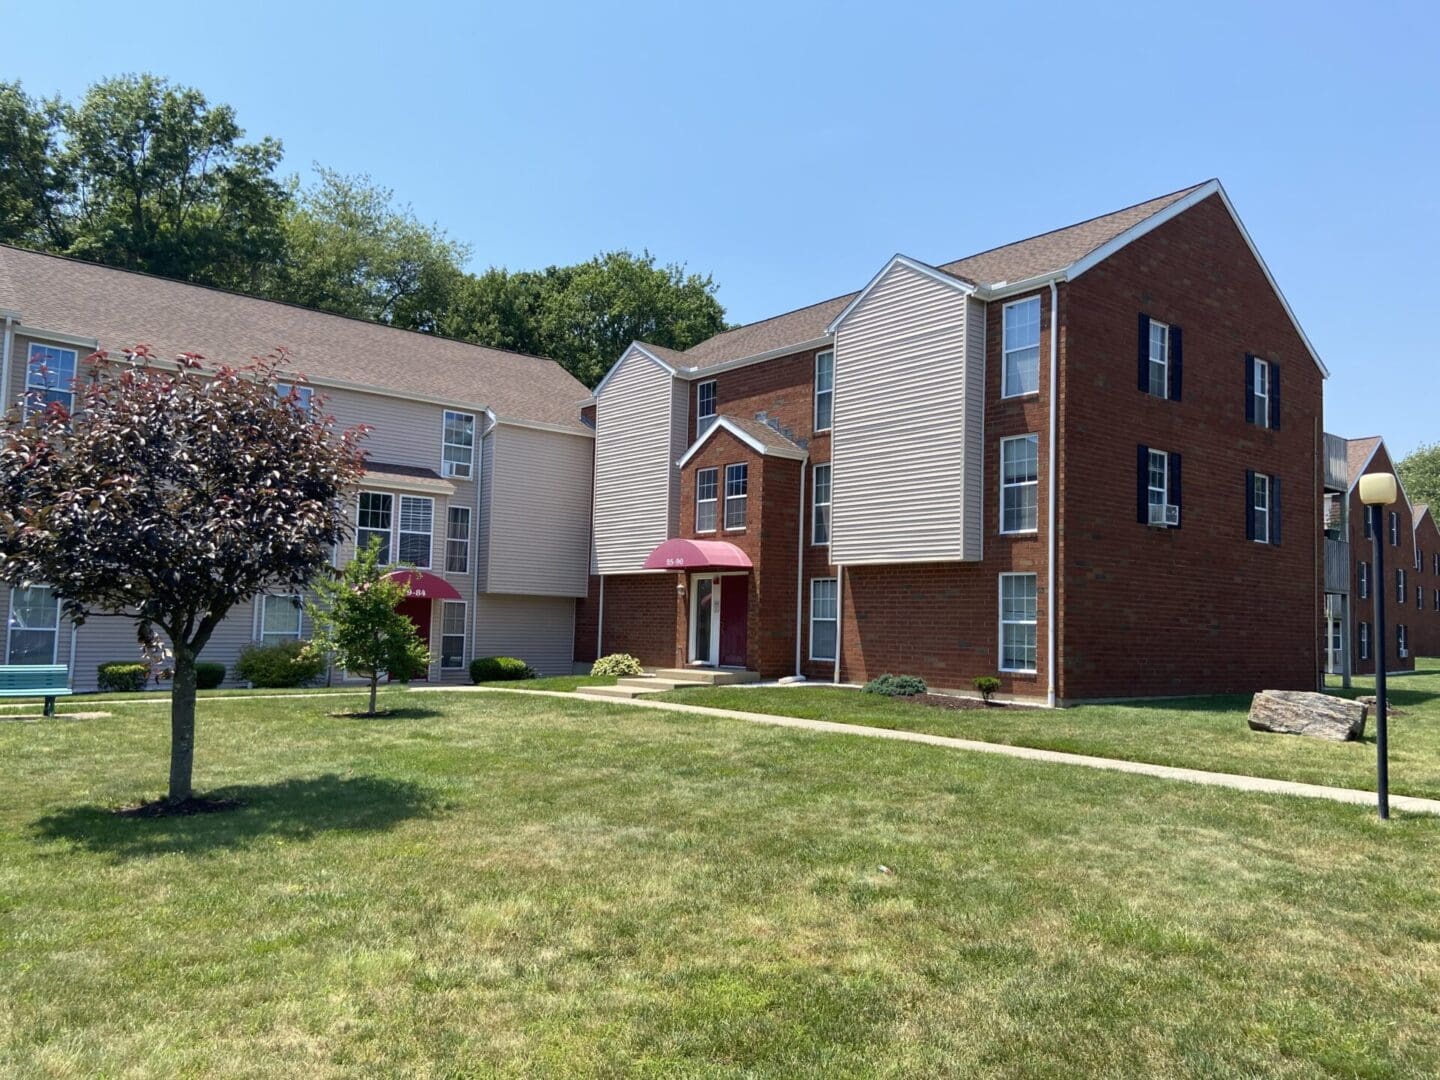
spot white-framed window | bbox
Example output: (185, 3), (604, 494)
(809, 578), (838, 662)
(446, 506), (471, 574)
(398, 496), (434, 568)
(814, 350), (834, 431)
(1390, 511), (1400, 547)
(1000, 434), (1039, 534)
(259, 594), (303, 646)
(1433, 588), (1439, 612)
(1253, 358), (1270, 427)
(1434, 553), (1439, 576)
(24, 343), (78, 416)
(442, 411), (476, 479)
(6, 585), (60, 665)
(1398, 624), (1409, 659)
(1148, 448), (1169, 519)
(357, 492), (393, 562)
(1002, 296), (1041, 398)
(724, 463), (748, 530)
(697, 381), (717, 434)
(1397, 568), (1406, 604)
(1419, 585), (1425, 608)
(812, 463), (832, 545)
(1147, 319), (1170, 399)
(999, 573), (1038, 673)
(440, 600), (466, 669)
(1358, 560), (1369, 600)
(276, 382), (314, 412)
(695, 467), (719, 533)
(1252, 473), (1271, 544)
(1358, 621), (1371, 661)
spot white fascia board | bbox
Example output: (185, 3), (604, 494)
(491, 414), (594, 439)
(975, 271), (1068, 302)
(675, 416), (808, 468)
(825, 255), (976, 335)
(677, 337), (834, 381)
(15, 323), (101, 350)
(591, 342), (676, 399)
(1066, 179), (1329, 379)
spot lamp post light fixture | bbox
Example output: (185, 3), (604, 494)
(1358, 471), (1399, 820)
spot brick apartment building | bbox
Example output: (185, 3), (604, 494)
(579, 180), (1331, 704)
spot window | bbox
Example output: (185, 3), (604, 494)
(1002, 297), (1041, 397)
(1000, 435), (1039, 533)
(695, 467), (719, 533)
(440, 601), (466, 669)
(814, 350), (834, 431)
(1389, 511), (1399, 547)
(1358, 621), (1371, 661)
(1364, 507), (1374, 539)
(357, 492), (393, 562)
(1148, 448), (1169, 519)
(999, 573), (1038, 673)
(276, 382), (314, 412)
(697, 381), (717, 434)
(24, 344), (78, 416)
(1358, 560), (1369, 600)
(1398, 624), (1409, 659)
(446, 506), (471, 574)
(1419, 585), (1425, 608)
(1433, 588), (1439, 612)
(259, 594), (302, 646)
(6, 585), (60, 665)
(442, 411), (475, 479)
(1252, 473), (1271, 544)
(1397, 568), (1407, 604)
(812, 463), (832, 545)
(398, 496), (433, 568)
(1246, 355), (1279, 429)
(1252, 359), (1270, 428)
(1434, 553), (1439, 576)
(809, 578), (838, 661)
(724, 463), (748, 530)
(1147, 319), (1170, 399)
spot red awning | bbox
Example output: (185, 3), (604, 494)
(385, 569), (463, 601)
(642, 538), (753, 572)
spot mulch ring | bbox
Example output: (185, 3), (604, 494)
(115, 797), (246, 818)
(904, 694), (1007, 711)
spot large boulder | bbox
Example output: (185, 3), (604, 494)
(1248, 690), (1368, 741)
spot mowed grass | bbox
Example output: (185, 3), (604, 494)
(657, 660), (1440, 801)
(5, 692), (1440, 1076)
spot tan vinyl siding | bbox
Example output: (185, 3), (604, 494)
(829, 263), (982, 564)
(964, 295), (988, 558)
(486, 423), (592, 597)
(593, 348), (684, 574)
(472, 593), (576, 675)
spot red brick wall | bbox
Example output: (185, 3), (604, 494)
(1349, 444), (1418, 675)
(1413, 512), (1440, 659)
(593, 573), (682, 669)
(1058, 193), (1325, 699)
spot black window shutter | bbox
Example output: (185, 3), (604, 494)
(1169, 452), (1182, 528)
(1244, 355), (1256, 424)
(1245, 470), (1256, 540)
(1269, 361), (1281, 430)
(1138, 313), (1150, 392)
(1169, 325), (1183, 401)
(1271, 475), (1283, 546)
(1137, 444), (1150, 524)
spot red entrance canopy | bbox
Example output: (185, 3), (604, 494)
(385, 569), (464, 601)
(642, 538), (753, 572)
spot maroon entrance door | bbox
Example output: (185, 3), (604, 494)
(393, 596), (432, 682)
(719, 579), (748, 668)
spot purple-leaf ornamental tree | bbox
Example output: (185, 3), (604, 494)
(0, 346), (368, 808)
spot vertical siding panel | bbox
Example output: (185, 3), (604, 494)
(472, 594), (577, 675)
(487, 424), (593, 597)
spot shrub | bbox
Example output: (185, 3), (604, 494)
(591, 653), (643, 678)
(470, 656), (536, 683)
(236, 640), (324, 688)
(973, 676), (1002, 703)
(195, 662), (226, 690)
(863, 673), (928, 697)
(97, 661), (149, 693)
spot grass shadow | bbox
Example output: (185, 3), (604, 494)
(30, 773), (442, 859)
(328, 706), (446, 720)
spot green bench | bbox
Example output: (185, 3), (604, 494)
(0, 664), (73, 716)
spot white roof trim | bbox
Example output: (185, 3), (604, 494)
(491, 414), (594, 439)
(825, 255), (976, 334)
(675, 416), (808, 468)
(591, 341), (676, 399)
(678, 336), (834, 380)
(1346, 437), (1415, 511)
(1066, 180), (1329, 379)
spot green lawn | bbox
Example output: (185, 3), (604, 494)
(4, 692), (1440, 1075)
(656, 660), (1440, 801)
(481, 674), (615, 692)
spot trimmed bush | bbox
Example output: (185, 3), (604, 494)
(469, 656), (536, 683)
(97, 661), (149, 693)
(862, 673), (928, 698)
(973, 676), (1002, 703)
(195, 662), (226, 690)
(236, 640), (324, 688)
(590, 653), (643, 678)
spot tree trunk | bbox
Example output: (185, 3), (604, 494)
(368, 673), (378, 716)
(168, 645), (198, 803)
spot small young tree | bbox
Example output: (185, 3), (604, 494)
(0, 346), (366, 808)
(305, 538), (429, 716)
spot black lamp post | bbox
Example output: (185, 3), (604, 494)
(1360, 472), (1399, 821)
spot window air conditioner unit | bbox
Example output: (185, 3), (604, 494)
(1148, 503), (1180, 527)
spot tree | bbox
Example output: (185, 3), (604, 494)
(0, 81), (69, 248)
(304, 538), (429, 717)
(1398, 442), (1440, 510)
(0, 347), (366, 807)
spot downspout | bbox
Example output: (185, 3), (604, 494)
(474, 413), (494, 677)
(832, 564), (844, 685)
(1, 314), (15, 412)
(1046, 282), (1059, 708)
(596, 576), (605, 660)
(795, 457), (808, 677)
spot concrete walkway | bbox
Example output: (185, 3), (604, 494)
(431, 685), (1440, 817)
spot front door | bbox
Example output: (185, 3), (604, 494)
(691, 577), (716, 666)
(393, 596), (432, 682)
(1327, 616), (1344, 675)
(719, 579), (748, 667)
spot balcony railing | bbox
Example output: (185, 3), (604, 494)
(1325, 537), (1351, 594)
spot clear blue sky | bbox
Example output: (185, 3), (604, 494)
(8, 0), (1437, 454)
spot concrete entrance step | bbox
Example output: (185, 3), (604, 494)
(650, 668), (761, 686)
(575, 684), (655, 700)
(575, 669), (761, 701)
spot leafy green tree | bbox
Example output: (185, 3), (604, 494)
(1398, 442), (1440, 510)
(305, 538), (430, 717)
(0, 81), (69, 248)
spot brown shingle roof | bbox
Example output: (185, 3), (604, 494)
(720, 414), (806, 456)
(1346, 437), (1384, 487)
(362, 461), (456, 494)
(0, 245), (591, 433)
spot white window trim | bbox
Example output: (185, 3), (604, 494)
(6, 585), (61, 665)
(1148, 318), (1170, 400)
(811, 462), (832, 546)
(999, 434), (1040, 535)
(1253, 474), (1271, 544)
(695, 466), (719, 534)
(809, 577), (838, 662)
(813, 350), (835, 432)
(1359, 621), (1371, 661)
(258, 593), (303, 646)
(1001, 296), (1042, 399)
(441, 410), (476, 479)
(1253, 358), (1270, 428)
(1358, 561), (1369, 600)
(445, 505), (472, 575)
(724, 463), (748, 532)
(23, 343), (79, 418)
(276, 382), (314, 413)
(1390, 511), (1400, 547)
(1398, 624), (1409, 659)
(397, 495), (435, 569)
(356, 491), (395, 562)
(1147, 448), (1169, 518)
(697, 381), (718, 434)
(1397, 568), (1407, 604)
(998, 572), (1038, 674)
(440, 599), (467, 669)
